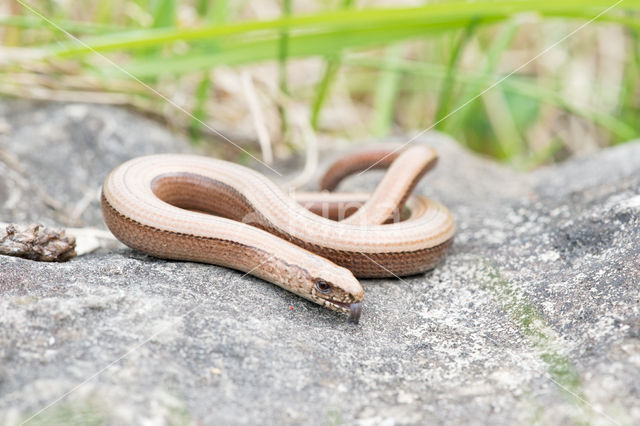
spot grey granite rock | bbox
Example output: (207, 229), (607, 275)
(0, 100), (639, 425)
(0, 100), (189, 227)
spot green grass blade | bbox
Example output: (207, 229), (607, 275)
(0, 15), (122, 34)
(435, 18), (478, 128)
(311, 59), (339, 130)
(371, 44), (404, 137)
(152, 0), (176, 28)
(189, 72), (212, 143)
(618, 28), (640, 142)
(47, 1), (640, 56)
(444, 18), (520, 134)
(279, 0), (293, 137)
(342, 56), (637, 142)
(206, 0), (229, 24)
(310, 0), (357, 130)
(446, 19), (525, 159)
(99, 17), (504, 78)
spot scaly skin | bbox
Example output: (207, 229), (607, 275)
(101, 146), (455, 323)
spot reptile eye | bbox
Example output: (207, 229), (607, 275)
(315, 279), (331, 293)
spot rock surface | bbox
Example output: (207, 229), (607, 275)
(1, 100), (639, 425)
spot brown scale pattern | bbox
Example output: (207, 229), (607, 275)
(102, 192), (269, 277)
(142, 173), (453, 278)
(279, 232), (453, 278)
(102, 193), (354, 311)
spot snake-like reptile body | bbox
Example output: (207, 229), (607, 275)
(101, 146), (455, 323)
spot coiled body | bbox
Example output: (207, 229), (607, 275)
(101, 146), (455, 322)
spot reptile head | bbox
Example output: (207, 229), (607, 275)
(292, 257), (364, 324)
(311, 271), (364, 324)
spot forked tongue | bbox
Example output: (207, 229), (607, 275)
(348, 302), (362, 325)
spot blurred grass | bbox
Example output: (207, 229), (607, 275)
(310, 0), (355, 131)
(1, 0), (639, 167)
(371, 43), (404, 137)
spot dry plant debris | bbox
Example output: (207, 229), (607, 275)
(0, 222), (76, 262)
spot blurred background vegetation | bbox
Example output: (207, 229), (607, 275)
(1, 0), (639, 169)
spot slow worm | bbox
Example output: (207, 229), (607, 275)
(101, 146), (455, 323)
